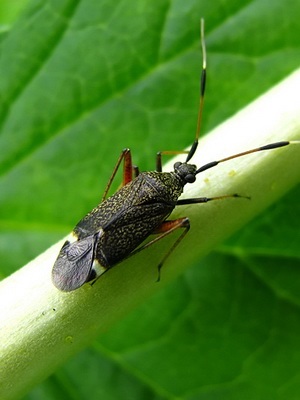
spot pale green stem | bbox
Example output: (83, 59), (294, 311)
(1, 69), (300, 400)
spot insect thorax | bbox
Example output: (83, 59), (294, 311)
(137, 170), (185, 203)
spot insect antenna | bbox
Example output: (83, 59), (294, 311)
(195, 140), (300, 175)
(186, 20), (300, 175)
(186, 17), (207, 163)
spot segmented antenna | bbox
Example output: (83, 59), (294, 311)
(186, 18), (207, 162)
(195, 141), (300, 175)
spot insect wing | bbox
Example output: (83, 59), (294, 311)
(52, 235), (97, 291)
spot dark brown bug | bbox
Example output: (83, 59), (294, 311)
(52, 20), (298, 291)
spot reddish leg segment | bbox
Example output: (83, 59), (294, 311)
(129, 217), (190, 281)
(101, 148), (134, 201)
(147, 194), (249, 280)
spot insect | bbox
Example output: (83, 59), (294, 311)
(52, 19), (298, 291)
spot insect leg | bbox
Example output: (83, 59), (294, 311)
(176, 193), (250, 206)
(133, 165), (140, 178)
(151, 194), (248, 279)
(129, 217), (190, 281)
(101, 148), (134, 201)
(154, 218), (191, 281)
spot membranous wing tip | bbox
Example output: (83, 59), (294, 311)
(52, 234), (98, 291)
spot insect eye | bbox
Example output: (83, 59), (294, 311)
(185, 174), (196, 183)
(174, 161), (182, 169)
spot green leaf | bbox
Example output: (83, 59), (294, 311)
(0, 0), (299, 399)
(0, 0), (28, 26)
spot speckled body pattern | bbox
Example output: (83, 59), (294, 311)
(74, 171), (184, 267)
